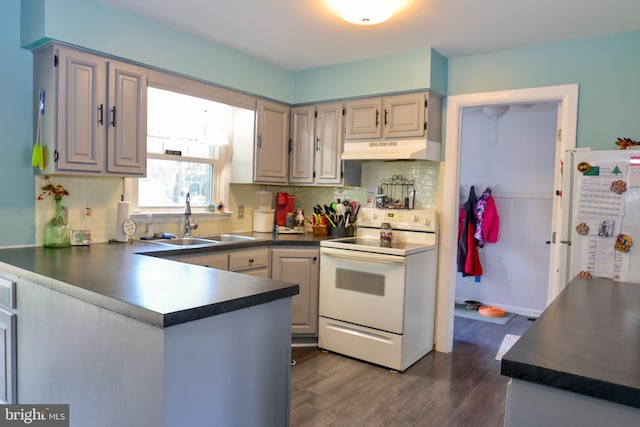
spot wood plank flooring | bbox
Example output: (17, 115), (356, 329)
(290, 315), (533, 427)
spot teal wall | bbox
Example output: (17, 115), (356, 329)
(293, 47), (434, 104)
(21, 0), (295, 103)
(448, 30), (640, 149)
(3, 0), (640, 246)
(429, 49), (448, 96)
(1, 0), (36, 245)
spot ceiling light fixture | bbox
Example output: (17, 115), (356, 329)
(328, 0), (407, 26)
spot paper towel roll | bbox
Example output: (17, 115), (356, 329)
(115, 201), (130, 242)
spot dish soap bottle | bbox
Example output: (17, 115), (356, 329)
(145, 212), (154, 238)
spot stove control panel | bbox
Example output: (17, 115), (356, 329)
(357, 208), (438, 232)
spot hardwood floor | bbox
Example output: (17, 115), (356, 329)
(290, 315), (533, 427)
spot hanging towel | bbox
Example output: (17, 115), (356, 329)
(475, 188), (500, 247)
(457, 186), (483, 277)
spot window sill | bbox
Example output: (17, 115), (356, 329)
(130, 211), (232, 223)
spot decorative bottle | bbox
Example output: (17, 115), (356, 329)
(380, 222), (393, 247)
(43, 198), (71, 248)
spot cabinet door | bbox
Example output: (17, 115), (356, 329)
(289, 106), (315, 184)
(0, 307), (17, 404)
(255, 100), (289, 183)
(57, 47), (106, 172)
(383, 93), (425, 138)
(107, 61), (147, 176)
(345, 98), (381, 140)
(315, 103), (344, 185)
(271, 248), (319, 335)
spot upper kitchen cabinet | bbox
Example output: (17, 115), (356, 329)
(314, 103), (344, 185)
(254, 99), (289, 184)
(344, 98), (382, 139)
(106, 62), (147, 175)
(289, 106), (315, 184)
(345, 92), (439, 141)
(290, 102), (345, 186)
(32, 43), (147, 176)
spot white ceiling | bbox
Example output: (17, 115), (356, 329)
(103, 0), (640, 71)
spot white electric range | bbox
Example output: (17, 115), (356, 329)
(318, 208), (438, 371)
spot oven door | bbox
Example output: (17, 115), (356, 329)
(319, 247), (406, 334)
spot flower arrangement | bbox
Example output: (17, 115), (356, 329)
(37, 176), (70, 201)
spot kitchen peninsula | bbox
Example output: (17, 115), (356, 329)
(0, 240), (299, 427)
(501, 277), (640, 426)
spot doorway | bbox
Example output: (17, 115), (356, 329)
(455, 103), (558, 316)
(435, 85), (579, 352)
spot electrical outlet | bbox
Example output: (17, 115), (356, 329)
(238, 205), (244, 219)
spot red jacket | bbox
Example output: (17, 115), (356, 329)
(457, 187), (483, 277)
(475, 190), (499, 247)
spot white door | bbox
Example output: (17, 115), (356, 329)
(546, 103), (575, 303)
(438, 84), (579, 352)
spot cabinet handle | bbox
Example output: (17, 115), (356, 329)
(248, 258), (254, 263)
(315, 137), (320, 151)
(110, 106), (116, 127)
(312, 256), (317, 262)
(257, 135), (262, 148)
(98, 104), (104, 125)
(375, 110), (380, 127)
(384, 109), (388, 126)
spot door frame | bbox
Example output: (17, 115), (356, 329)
(435, 84), (579, 352)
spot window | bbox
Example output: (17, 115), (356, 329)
(126, 74), (255, 215)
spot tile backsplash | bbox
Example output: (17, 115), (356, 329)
(234, 160), (439, 220)
(34, 160), (440, 244)
(361, 160), (439, 209)
(35, 175), (124, 245)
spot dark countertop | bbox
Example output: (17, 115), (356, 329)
(500, 276), (640, 409)
(0, 233), (326, 329)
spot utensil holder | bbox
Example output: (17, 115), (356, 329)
(312, 225), (328, 236)
(328, 226), (355, 237)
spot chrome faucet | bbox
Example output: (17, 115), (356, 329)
(183, 193), (198, 237)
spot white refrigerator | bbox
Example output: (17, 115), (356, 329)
(561, 148), (640, 285)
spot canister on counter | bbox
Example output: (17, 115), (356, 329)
(285, 212), (295, 228)
(295, 209), (305, 227)
(380, 222), (392, 247)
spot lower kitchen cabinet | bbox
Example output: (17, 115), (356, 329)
(229, 247), (270, 278)
(271, 247), (319, 335)
(0, 273), (17, 404)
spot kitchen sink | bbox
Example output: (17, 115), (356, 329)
(200, 234), (256, 242)
(146, 234), (257, 247)
(149, 237), (220, 247)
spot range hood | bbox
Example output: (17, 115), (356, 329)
(341, 139), (441, 161)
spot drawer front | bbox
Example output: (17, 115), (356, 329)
(0, 276), (16, 309)
(229, 248), (269, 271)
(175, 253), (229, 270)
